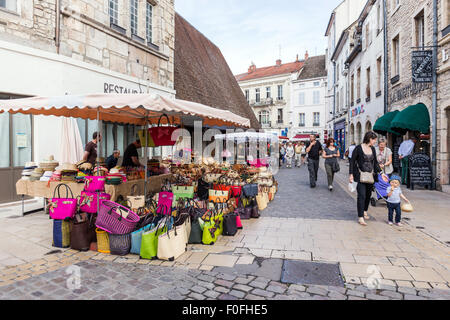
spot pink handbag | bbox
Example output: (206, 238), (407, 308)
(157, 191), (174, 214)
(236, 214), (243, 230)
(79, 191), (111, 214)
(84, 176), (106, 192)
(49, 184), (78, 220)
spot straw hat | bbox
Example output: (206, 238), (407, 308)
(57, 163), (78, 172)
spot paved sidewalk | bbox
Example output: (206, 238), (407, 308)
(0, 165), (449, 299)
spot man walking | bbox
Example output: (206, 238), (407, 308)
(306, 134), (323, 188)
(398, 136), (417, 186)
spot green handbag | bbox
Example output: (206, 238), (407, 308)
(212, 204), (224, 237)
(140, 217), (168, 260)
(172, 186), (194, 206)
(202, 211), (218, 245)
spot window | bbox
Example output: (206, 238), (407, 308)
(377, 57), (382, 93)
(444, 0), (450, 36)
(365, 23), (370, 48)
(336, 64), (340, 82)
(366, 67), (371, 100)
(392, 35), (400, 77)
(245, 90), (249, 102)
(299, 92), (305, 105)
(336, 91), (340, 111)
(259, 111), (269, 125)
(277, 85), (283, 100)
(356, 67), (361, 101)
(313, 81), (320, 87)
(146, 1), (153, 44)
(0, 0), (17, 12)
(277, 109), (283, 123)
(299, 113), (305, 127)
(377, 4), (382, 33)
(313, 91), (320, 104)
(350, 74), (355, 104)
(255, 88), (261, 103)
(109, 0), (119, 25)
(415, 10), (425, 49)
(266, 87), (271, 99)
(130, 0), (138, 35)
(313, 113), (320, 126)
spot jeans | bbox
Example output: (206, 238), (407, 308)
(308, 159), (319, 187)
(295, 154), (302, 166)
(357, 182), (373, 218)
(325, 163), (335, 186)
(387, 202), (402, 223)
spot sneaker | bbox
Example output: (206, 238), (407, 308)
(396, 222), (403, 227)
(329, 186), (333, 191)
(388, 221), (393, 226)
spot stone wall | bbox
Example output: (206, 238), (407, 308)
(0, 0), (174, 90)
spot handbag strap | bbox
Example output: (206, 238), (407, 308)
(157, 113), (172, 127)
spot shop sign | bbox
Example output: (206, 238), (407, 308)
(412, 50), (433, 83)
(390, 82), (431, 104)
(103, 82), (143, 94)
(16, 133), (28, 148)
(351, 105), (365, 118)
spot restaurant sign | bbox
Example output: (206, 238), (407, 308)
(104, 82), (144, 94)
(390, 82), (431, 104)
(412, 50), (433, 83)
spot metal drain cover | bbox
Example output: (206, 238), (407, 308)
(281, 260), (344, 287)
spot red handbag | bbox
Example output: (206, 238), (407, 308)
(231, 186), (242, 198)
(148, 114), (177, 147)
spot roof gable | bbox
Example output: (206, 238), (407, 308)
(235, 61), (304, 82)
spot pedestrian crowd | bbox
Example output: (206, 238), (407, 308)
(278, 131), (412, 227)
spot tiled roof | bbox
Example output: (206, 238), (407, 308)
(297, 55), (327, 80)
(235, 60), (304, 82)
(174, 14), (260, 129)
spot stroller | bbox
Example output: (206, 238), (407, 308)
(370, 174), (390, 207)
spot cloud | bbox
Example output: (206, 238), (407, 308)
(176, 0), (339, 74)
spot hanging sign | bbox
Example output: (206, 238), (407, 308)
(412, 50), (433, 83)
(16, 133), (28, 148)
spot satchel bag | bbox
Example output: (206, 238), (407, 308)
(242, 184), (258, 198)
(84, 176), (106, 192)
(359, 169), (375, 184)
(49, 184), (78, 220)
(52, 219), (71, 248)
(80, 191), (111, 214)
(70, 213), (95, 252)
(96, 200), (140, 235)
(157, 220), (187, 261)
(209, 189), (229, 203)
(148, 114), (177, 147)
(108, 233), (132, 256)
(140, 217), (169, 260)
(223, 212), (238, 236)
(127, 184), (146, 211)
(158, 191), (174, 214)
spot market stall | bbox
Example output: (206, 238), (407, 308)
(0, 93), (259, 261)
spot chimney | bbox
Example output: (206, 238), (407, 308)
(296, 54), (299, 62)
(305, 50), (309, 60)
(248, 63), (256, 73)
(276, 59), (282, 66)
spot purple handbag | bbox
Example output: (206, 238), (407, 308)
(96, 200), (140, 235)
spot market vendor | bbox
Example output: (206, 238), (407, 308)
(122, 140), (144, 168)
(83, 132), (101, 166)
(106, 150), (121, 170)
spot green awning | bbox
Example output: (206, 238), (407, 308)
(373, 111), (400, 135)
(390, 103), (431, 134)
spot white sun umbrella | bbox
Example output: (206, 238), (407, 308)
(59, 117), (84, 164)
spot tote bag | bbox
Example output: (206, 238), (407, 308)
(49, 184), (78, 220)
(140, 218), (168, 260)
(157, 223), (187, 261)
(127, 184), (146, 211)
(148, 114), (177, 147)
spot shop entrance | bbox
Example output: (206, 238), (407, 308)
(0, 94), (33, 203)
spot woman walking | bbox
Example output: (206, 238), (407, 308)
(323, 138), (340, 191)
(376, 138), (394, 176)
(350, 132), (388, 226)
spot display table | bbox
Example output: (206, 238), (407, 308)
(16, 174), (173, 203)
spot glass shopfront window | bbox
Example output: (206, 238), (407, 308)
(0, 112), (10, 168)
(12, 114), (32, 167)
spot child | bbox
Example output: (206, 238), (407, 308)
(386, 175), (410, 226)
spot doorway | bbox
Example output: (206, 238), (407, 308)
(0, 94), (33, 203)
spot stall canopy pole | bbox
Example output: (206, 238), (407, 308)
(96, 107), (100, 215)
(144, 110), (149, 199)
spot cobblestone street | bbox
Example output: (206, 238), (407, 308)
(0, 166), (449, 300)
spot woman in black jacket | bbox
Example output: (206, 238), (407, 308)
(350, 131), (388, 226)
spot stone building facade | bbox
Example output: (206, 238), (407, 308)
(0, 0), (176, 204)
(0, 0), (175, 90)
(386, 0), (450, 188)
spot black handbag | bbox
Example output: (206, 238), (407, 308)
(223, 212), (238, 236)
(188, 218), (203, 244)
(332, 160), (340, 173)
(242, 184), (258, 198)
(250, 198), (260, 219)
(197, 179), (211, 201)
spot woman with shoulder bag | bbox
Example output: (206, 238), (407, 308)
(323, 138), (340, 192)
(349, 132), (388, 226)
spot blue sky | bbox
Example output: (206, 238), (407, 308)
(175, 0), (339, 75)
